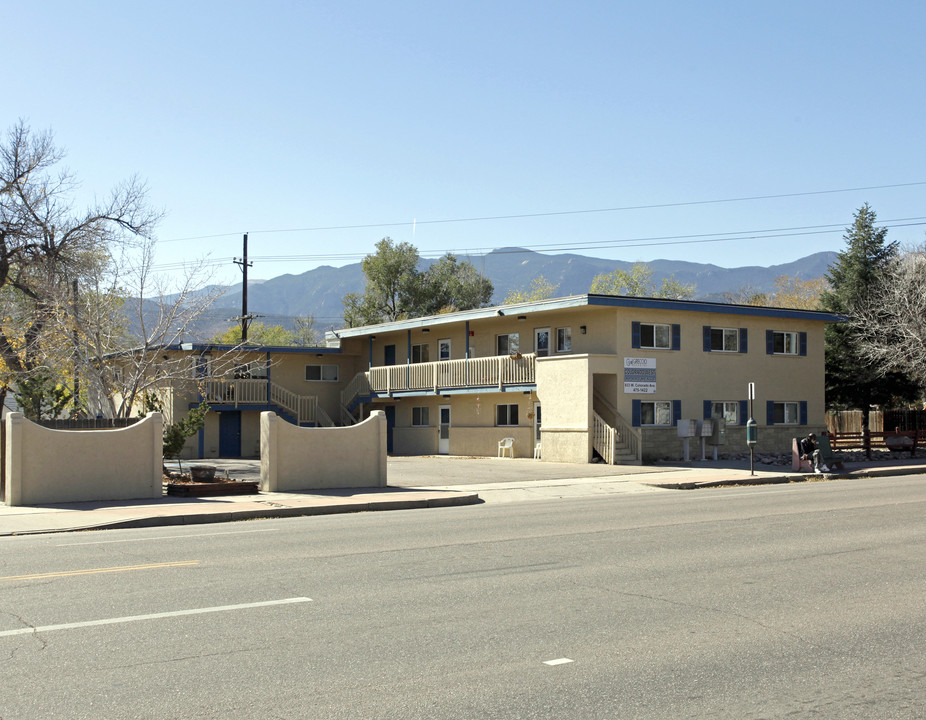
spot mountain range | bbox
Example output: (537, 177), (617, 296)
(184, 247), (837, 338)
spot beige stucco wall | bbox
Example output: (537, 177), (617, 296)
(260, 410), (387, 491)
(4, 412), (163, 506)
(394, 426), (438, 455)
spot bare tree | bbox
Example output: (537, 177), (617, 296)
(850, 247), (926, 389)
(0, 120), (161, 409)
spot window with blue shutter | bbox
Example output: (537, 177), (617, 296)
(631, 399), (641, 427)
(739, 400), (748, 425)
(672, 324), (681, 351)
(739, 328), (748, 354)
(631, 322), (641, 349)
(799, 332), (807, 356)
(673, 400), (681, 426)
(703, 400), (712, 419)
(703, 326), (712, 352)
(800, 401), (808, 425)
(766, 400), (775, 425)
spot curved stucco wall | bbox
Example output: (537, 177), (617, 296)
(4, 412), (163, 506)
(260, 411), (387, 491)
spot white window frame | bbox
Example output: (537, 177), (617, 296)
(773, 401), (800, 424)
(411, 343), (430, 364)
(710, 327), (739, 352)
(412, 406), (430, 427)
(496, 333), (520, 356)
(773, 331), (799, 355)
(305, 363), (339, 382)
(496, 403), (519, 426)
(640, 323), (671, 350)
(640, 400), (672, 426)
(534, 327), (550, 357)
(556, 327), (572, 353)
(711, 401), (738, 425)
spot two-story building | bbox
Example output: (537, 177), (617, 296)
(156, 294), (839, 463)
(328, 294), (841, 463)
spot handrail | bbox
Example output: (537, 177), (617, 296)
(592, 411), (616, 465)
(341, 371), (372, 408)
(366, 354), (536, 394)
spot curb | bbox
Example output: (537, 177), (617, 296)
(0, 492), (482, 536)
(651, 465), (926, 490)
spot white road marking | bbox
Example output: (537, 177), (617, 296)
(56, 529), (276, 546)
(0, 597), (312, 638)
(543, 658), (574, 666)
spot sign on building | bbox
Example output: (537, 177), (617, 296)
(624, 357), (656, 393)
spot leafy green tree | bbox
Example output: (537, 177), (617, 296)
(14, 371), (73, 420)
(211, 322), (295, 346)
(343, 238), (493, 325)
(821, 204), (919, 422)
(162, 400), (210, 462)
(503, 275), (559, 304)
(590, 263), (695, 299)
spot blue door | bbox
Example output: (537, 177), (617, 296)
(219, 412), (242, 457)
(384, 405), (395, 454)
(384, 344), (396, 366)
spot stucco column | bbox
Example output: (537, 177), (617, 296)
(4, 413), (23, 506)
(260, 411), (279, 492)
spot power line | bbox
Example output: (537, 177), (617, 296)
(155, 180), (926, 244)
(149, 215), (926, 272)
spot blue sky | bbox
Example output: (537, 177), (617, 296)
(6, 1), (925, 285)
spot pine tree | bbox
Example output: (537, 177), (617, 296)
(821, 204), (919, 423)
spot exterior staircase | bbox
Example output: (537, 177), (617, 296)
(592, 390), (641, 465)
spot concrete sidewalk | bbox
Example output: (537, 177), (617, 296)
(2, 456), (924, 536)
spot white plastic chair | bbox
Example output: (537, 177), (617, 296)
(498, 437), (515, 458)
(533, 442), (541, 459)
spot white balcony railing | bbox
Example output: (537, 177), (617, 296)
(203, 378), (321, 425)
(362, 353), (536, 395)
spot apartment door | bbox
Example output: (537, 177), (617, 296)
(219, 411), (242, 457)
(384, 405), (395, 454)
(533, 402), (542, 450)
(384, 345), (396, 366)
(438, 405), (451, 455)
(534, 328), (550, 357)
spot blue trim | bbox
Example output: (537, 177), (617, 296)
(328, 294), (844, 340)
(465, 321), (470, 358)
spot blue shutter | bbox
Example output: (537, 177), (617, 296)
(739, 400), (748, 425)
(631, 322), (641, 349)
(799, 332), (807, 356)
(672, 324), (681, 351)
(631, 399), (641, 426)
(766, 400), (775, 425)
(800, 401), (808, 425)
(739, 328), (748, 354)
(672, 400), (681, 426)
(703, 326), (712, 352)
(703, 400), (712, 420)
(766, 329), (774, 355)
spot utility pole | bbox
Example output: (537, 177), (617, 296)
(72, 278), (81, 415)
(233, 233), (255, 342)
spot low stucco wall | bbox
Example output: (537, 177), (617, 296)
(260, 411), (387, 491)
(4, 412), (163, 506)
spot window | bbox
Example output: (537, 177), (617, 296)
(248, 361), (268, 379)
(305, 364), (338, 382)
(640, 400), (673, 426)
(773, 402), (799, 424)
(708, 327), (739, 352)
(411, 343), (430, 363)
(191, 353), (212, 378)
(497, 333), (520, 355)
(438, 339), (451, 361)
(556, 327), (572, 352)
(496, 403), (519, 426)
(412, 406), (430, 426)
(711, 402), (739, 425)
(767, 330), (806, 356)
(632, 322), (680, 350)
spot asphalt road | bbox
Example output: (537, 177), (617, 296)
(2, 474), (925, 719)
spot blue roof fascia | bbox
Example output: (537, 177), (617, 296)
(586, 294), (844, 322)
(331, 297), (592, 339)
(330, 294), (842, 340)
(170, 343), (341, 355)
